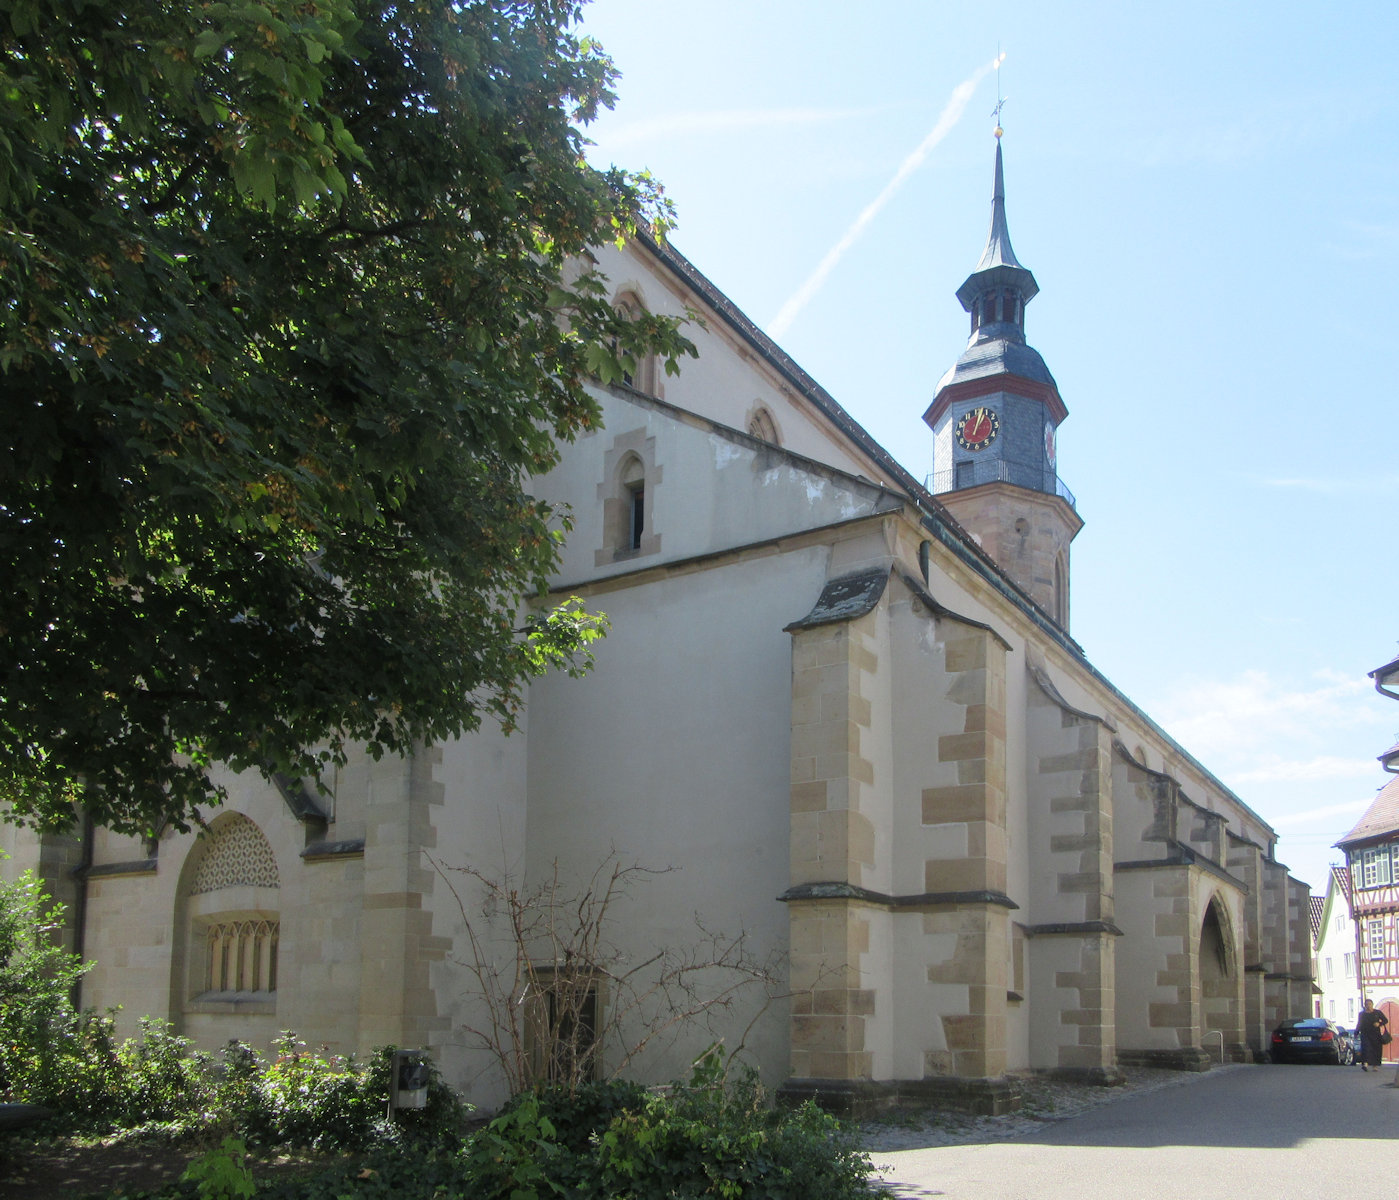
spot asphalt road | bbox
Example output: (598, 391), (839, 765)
(876, 1062), (1399, 1200)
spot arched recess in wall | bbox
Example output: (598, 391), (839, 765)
(746, 404), (781, 446)
(612, 289), (658, 396)
(1199, 894), (1239, 1046)
(1053, 552), (1068, 627)
(170, 812), (281, 1023)
(613, 453), (646, 554)
(595, 427), (662, 566)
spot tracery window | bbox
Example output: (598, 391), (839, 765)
(205, 918), (279, 995)
(611, 290), (657, 395)
(747, 406), (780, 446)
(178, 812), (281, 1012)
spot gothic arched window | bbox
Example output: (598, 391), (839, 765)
(612, 290), (657, 395)
(179, 813), (280, 1009)
(747, 406), (780, 446)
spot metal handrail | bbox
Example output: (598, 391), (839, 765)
(924, 461), (1076, 510)
(1206, 1029), (1225, 1064)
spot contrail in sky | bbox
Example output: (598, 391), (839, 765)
(768, 54), (1004, 340)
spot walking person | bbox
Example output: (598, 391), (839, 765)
(1355, 999), (1389, 1072)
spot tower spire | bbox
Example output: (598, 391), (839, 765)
(956, 133), (1038, 321)
(922, 126), (1079, 630)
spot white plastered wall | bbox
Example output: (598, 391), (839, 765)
(520, 545), (831, 1089)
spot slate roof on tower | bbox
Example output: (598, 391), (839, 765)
(928, 137), (1064, 425)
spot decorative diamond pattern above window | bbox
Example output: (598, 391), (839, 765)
(190, 814), (280, 894)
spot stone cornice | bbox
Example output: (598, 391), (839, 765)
(1025, 920), (1124, 937)
(81, 859), (158, 880)
(301, 838), (366, 861)
(1026, 657), (1117, 731)
(778, 881), (1019, 911)
(1115, 843), (1248, 891)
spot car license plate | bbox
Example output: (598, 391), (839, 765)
(1289, 1036), (1310, 1042)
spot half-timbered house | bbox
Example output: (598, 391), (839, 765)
(1334, 653), (1399, 1060)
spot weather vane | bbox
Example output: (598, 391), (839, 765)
(992, 47), (1007, 139)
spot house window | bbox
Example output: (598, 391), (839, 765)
(1359, 845), (1392, 888)
(1329, 999), (1335, 1019)
(1345, 952), (1356, 977)
(1349, 997), (1356, 1019)
(1326, 957), (1334, 981)
(1367, 918), (1385, 960)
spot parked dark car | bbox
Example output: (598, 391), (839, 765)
(1270, 1017), (1353, 1064)
(1336, 1027), (1359, 1063)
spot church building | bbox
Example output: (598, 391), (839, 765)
(2, 135), (1316, 1113)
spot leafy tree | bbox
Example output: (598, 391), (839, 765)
(0, 0), (695, 834)
(0, 867), (91, 1103)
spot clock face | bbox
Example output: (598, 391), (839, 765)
(955, 406), (1000, 451)
(1044, 420), (1057, 467)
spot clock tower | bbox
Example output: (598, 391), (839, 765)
(924, 131), (1081, 629)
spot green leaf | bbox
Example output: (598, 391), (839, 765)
(0, 0), (692, 836)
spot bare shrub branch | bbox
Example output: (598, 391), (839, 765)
(428, 851), (785, 1097)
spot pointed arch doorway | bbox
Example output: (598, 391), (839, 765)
(1200, 895), (1242, 1059)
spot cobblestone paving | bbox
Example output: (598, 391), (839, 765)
(856, 1063), (1250, 1152)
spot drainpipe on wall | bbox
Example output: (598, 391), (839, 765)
(70, 811), (94, 1010)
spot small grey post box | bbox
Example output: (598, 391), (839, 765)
(390, 1049), (430, 1111)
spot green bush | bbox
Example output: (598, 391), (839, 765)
(461, 1051), (880, 1200)
(118, 1019), (217, 1126)
(360, 1045), (464, 1149)
(0, 870), (93, 1107)
(211, 1036), (466, 1152)
(1, 872), (211, 1127)
(593, 1068), (876, 1200)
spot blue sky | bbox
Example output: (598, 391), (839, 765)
(574, 0), (1399, 894)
